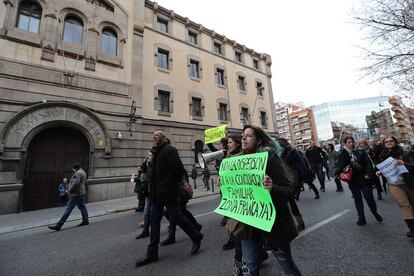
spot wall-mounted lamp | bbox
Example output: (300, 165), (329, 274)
(116, 131), (123, 141)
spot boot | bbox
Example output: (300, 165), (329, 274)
(356, 216), (367, 226)
(191, 233), (203, 255)
(160, 226), (176, 246)
(135, 249), (158, 268)
(373, 212), (383, 222)
(405, 219), (414, 238)
(48, 224), (62, 231)
(222, 236), (235, 251)
(295, 215), (305, 231)
(136, 215), (149, 239)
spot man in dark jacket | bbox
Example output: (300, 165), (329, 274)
(136, 130), (203, 267)
(48, 162), (89, 231)
(306, 142), (328, 192)
(191, 165), (198, 189)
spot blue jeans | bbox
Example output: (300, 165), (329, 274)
(272, 244), (302, 276)
(241, 229), (262, 276)
(192, 179), (197, 189)
(348, 182), (377, 218)
(147, 199), (202, 256)
(57, 195), (88, 226)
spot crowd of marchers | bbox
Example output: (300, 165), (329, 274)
(47, 127), (414, 276)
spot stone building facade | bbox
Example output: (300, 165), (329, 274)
(0, 0), (276, 214)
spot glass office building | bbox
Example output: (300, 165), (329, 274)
(312, 96), (391, 141)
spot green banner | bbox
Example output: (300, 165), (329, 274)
(204, 125), (227, 144)
(214, 152), (276, 232)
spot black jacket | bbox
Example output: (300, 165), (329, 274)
(281, 148), (306, 185)
(336, 148), (373, 185)
(243, 152), (298, 248)
(191, 167), (197, 179)
(306, 146), (326, 165)
(150, 141), (185, 202)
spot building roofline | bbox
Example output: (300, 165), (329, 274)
(145, 0), (271, 62)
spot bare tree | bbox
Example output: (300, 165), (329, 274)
(354, 0), (414, 104)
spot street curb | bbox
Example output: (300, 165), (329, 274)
(0, 192), (219, 235)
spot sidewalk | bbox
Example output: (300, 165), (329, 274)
(0, 181), (219, 235)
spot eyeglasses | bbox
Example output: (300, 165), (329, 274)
(384, 140), (395, 144)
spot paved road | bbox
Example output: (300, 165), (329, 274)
(1, 181), (414, 276)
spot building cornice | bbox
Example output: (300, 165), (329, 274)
(144, 0), (270, 62)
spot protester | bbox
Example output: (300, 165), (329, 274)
(191, 165), (198, 189)
(207, 137), (228, 171)
(306, 142), (328, 192)
(227, 125), (301, 276)
(359, 139), (383, 200)
(135, 131), (203, 267)
(277, 137), (306, 231)
(203, 166), (211, 191)
(58, 178), (69, 206)
(336, 136), (383, 226)
(372, 135), (388, 194)
(48, 163), (89, 231)
(326, 144), (344, 192)
(298, 150), (320, 199)
(134, 166), (145, 212)
(160, 168), (202, 246)
(136, 151), (153, 239)
(376, 136), (414, 238)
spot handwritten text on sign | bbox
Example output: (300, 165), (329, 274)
(376, 157), (409, 184)
(204, 125), (227, 144)
(214, 152), (276, 232)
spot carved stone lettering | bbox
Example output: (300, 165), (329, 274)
(5, 107), (106, 149)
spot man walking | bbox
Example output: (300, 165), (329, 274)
(191, 165), (198, 189)
(202, 166), (210, 191)
(48, 162), (89, 231)
(135, 130), (203, 267)
(306, 142), (328, 192)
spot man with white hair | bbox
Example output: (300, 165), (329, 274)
(135, 130), (203, 267)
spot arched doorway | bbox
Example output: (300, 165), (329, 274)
(22, 126), (90, 211)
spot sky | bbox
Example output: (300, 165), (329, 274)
(157, 0), (392, 107)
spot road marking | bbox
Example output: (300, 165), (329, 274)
(296, 209), (351, 239)
(194, 211), (215, 218)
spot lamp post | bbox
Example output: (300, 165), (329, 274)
(250, 86), (265, 125)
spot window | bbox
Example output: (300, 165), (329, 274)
(256, 82), (263, 96)
(216, 68), (225, 85)
(253, 59), (260, 70)
(63, 16), (84, 45)
(235, 51), (242, 62)
(241, 107), (249, 122)
(219, 103), (228, 121)
(17, 1), (42, 33)
(192, 98), (202, 117)
(260, 111), (267, 127)
(157, 49), (169, 69)
(101, 28), (117, 56)
(238, 75), (245, 91)
(189, 59), (200, 78)
(157, 17), (168, 32)
(213, 42), (222, 55)
(188, 31), (197, 44)
(158, 90), (170, 112)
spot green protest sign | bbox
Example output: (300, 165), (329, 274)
(204, 125), (227, 144)
(214, 152), (276, 232)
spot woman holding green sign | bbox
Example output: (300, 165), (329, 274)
(237, 125), (301, 276)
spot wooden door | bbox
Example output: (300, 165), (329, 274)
(23, 126), (89, 211)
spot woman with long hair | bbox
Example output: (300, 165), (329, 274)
(336, 136), (383, 225)
(234, 125), (301, 276)
(376, 136), (414, 238)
